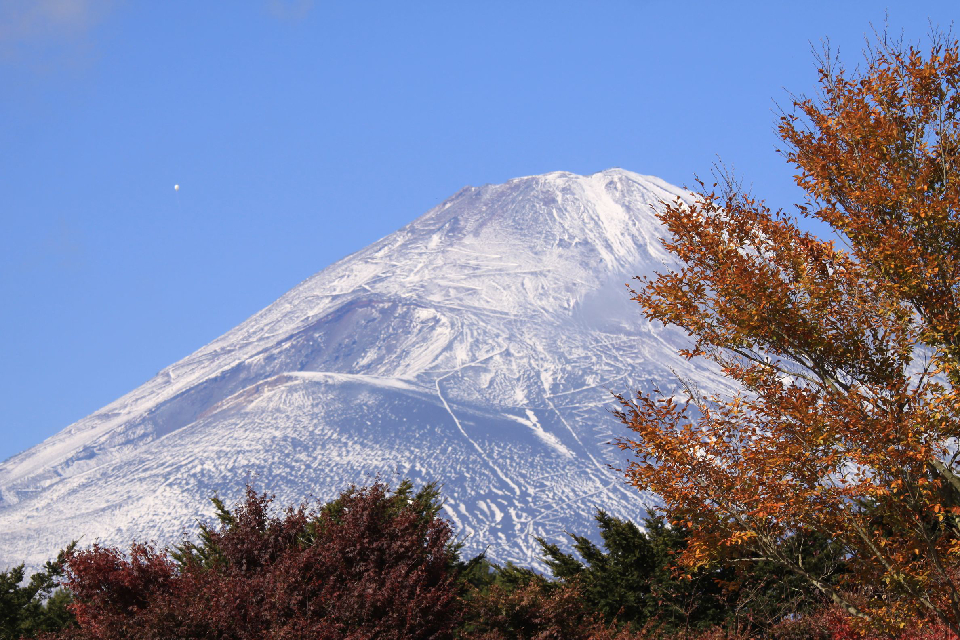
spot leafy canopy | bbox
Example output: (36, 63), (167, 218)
(58, 481), (461, 640)
(618, 30), (960, 634)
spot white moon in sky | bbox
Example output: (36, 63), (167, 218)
(174, 184), (180, 191)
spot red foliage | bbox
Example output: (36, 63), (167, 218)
(783, 606), (960, 640)
(56, 482), (460, 639)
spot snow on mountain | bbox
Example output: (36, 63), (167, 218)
(0, 169), (732, 571)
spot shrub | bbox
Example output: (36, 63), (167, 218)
(56, 481), (461, 639)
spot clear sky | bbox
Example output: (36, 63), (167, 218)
(0, 1), (956, 463)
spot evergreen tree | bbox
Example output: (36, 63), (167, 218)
(537, 512), (841, 634)
(0, 544), (76, 640)
(539, 512), (727, 631)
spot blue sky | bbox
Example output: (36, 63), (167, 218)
(0, 1), (956, 463)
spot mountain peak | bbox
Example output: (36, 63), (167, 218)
(0, 170), (725, 572)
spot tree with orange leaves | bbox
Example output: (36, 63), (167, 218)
(617, 31), (960, 634)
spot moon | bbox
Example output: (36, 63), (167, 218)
(174, 184), (179, 191)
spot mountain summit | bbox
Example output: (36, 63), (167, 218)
(0, 169), (727, 570)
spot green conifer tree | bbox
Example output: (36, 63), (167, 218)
(0, 543), (76, 640)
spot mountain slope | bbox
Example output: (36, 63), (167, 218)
(0, 169), (731, 570)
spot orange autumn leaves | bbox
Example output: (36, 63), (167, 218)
(617, 33), (960, 634)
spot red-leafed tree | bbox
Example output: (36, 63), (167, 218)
(53, 481), (461, 639)
(617, 30), (960, 634)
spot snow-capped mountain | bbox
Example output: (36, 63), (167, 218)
(0, 169), (730, 571)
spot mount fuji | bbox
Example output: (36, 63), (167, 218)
(0, 169), (730, 571)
